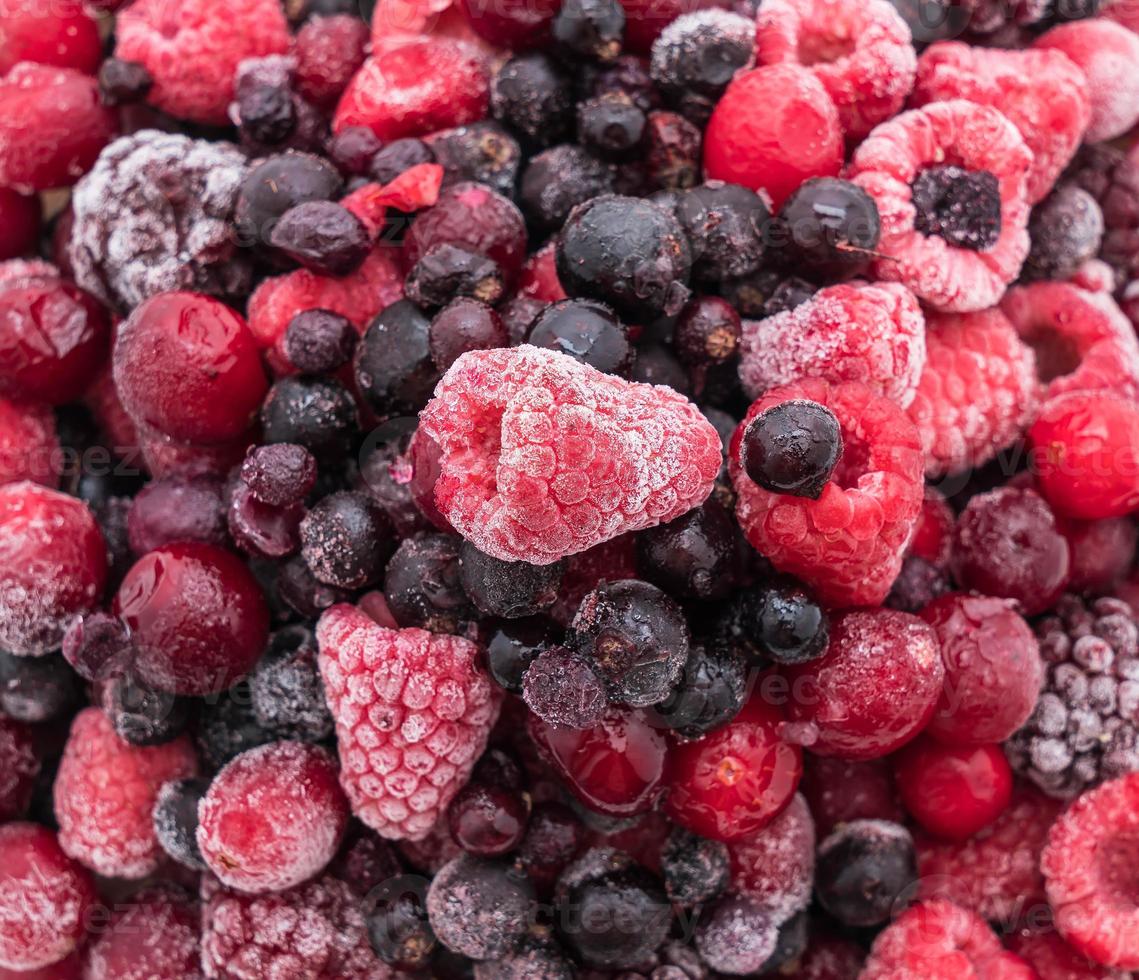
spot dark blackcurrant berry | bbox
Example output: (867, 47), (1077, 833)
(234, 152), (344, 249)
(384, 533), (476, 634)
(241, 444), (317, 510)
(652, 641), (747, 737)
(500, 295), (547, 346)
(276, 554), (354, 620)
(741, 399), (843, 499)
(755, 580), (829, 665)
(458, 542), (565, 618)
(248, 625), (334, 742)
(61, 612), (132, 683)
(472, 747), (527, 792)
(0, 651), (78, 723)
(325, 126), (383, 176)
(1023, 183), (1104, 281)
(673, 295), (741, 368)
(268, 201), (371, 276)
(236, 78), (297, 148)
(628, 344), (688, 393)
(650, 10), (754, 101)
(660, 826), (730, 906)
(644, 109), (702, 192)
(911, 165), (1002, 251)
(367, 875), (438, 970)
(260, 375), (359, 462)
(97, 58), (153, 106)
(776, 177), (882, 275)
(491, 53), (575, 149)
(195, 681), (276, 771)
(522, 645), (609, 729)
(718, 268), (784, 318)
(355, 417), (433, 539)
(519, 145), (615, 233)
(485, 617), (558, 693)
(588, 55), (661, 112)
(300, 491), (395, 590)
(815, 820), (917, 927)
(104, 674), (190, 746)
(761, 910), (809, 974)
(406, 244), (506, 309)
(428, 298), (508, 372)
(552, 0), (626, 62)
(447, 781), (530, 857)
(576, 93), (647, 162)
(556, 195), (691, 320)
(568, 579), (690, 708)
(763, 276), (817, 316)
(525, 299), (633, 376)
(369, 138), (436, 184)
(517, 802), (582, 874)
(635, 498), (740, 600)
(695, 894), (779, 975)
(153, 777), (209, 871)
(426, 854), (536, 961)
(429, 121), (521, 201)
(354, 300), (440, 416)
(283, 309), (358, 374)
(676, 181), (770, 283)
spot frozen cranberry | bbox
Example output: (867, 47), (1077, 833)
(666, 690), (802, 842)
(798, 756), (904, 837)
(458, 0), (560, 47)
(0, 0), (101, 75)
(1061, 515), (1139, 593)
(894, 739), (1013, 842)
(783, 609), (944, 761)
(113, 541), (270, 695)
(0, 715), (38, 821)
(0, 190), (41, 262)
(294, 14), (370, 109)
(114, 292), (268, 445)
(0, 396), (59, 487)
(126, 475), (228, 554)
(0, 278), (110, 405)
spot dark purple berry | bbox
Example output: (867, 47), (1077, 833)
(383, 533), (476, 634)
(276, 554), (354, 619)
(499, 296), (546, 346)
(491, 53), (574, 149)
(428, 121), (521, 200)
(153, 777), (209, 871)
(673, 295), (741, 368)
(635, 498), (740, 600)
(458, 543), (565, 618)
(126, 475), (228, 554)
(742, 399), (843, 499)
(815, 819), (917, 927)
(717, 268), (784, 318)
(369, 138), (436, 184)
(695, 894), (778, 975)
(426, 854), (536, 960)
(519, 145), (615, 233)
(650, 10), (754, 102)
(763, 276), (817, 316)
(325, 126), (383, 176)
(406, 244), (506, 309)
(0, 651), (78, 723)
(652, 642), (746, 737)
(886, 555), (952, 613)
(472, 747), (527, 792)
(1024, 183), (1104, 281)
(260, 375), (359, 461)
(912, 165), (1002, 251)
(761, 910), (809, 974)
(660, 826), (730, 906)
(517, 802), (582, 875)
(447, 781), (530, 857)
(428, 298), (508, 372)
(61, 612), (132, 683)
(577, 93), (647, 162)
(283, 309), (358, 374)
(234, 152), (344, 249)
(236, 77), (297, 148)
(104, 673), (190, 746)
(525, 298), (633, 376)
(754, 579), (830, 665)
(366, 875), (438, 970)
(777, 177), (882, 275)
(589, 55), (661, 113)
(473, 937), (576, 979)
(522, 646), (608, 729)
(355, 417), (433, 538)
(249, 625), (334, 742)
(228, 482), (304, 559)
(675, 181), (770, 283)
(485, 617), (558, 694)
(242, 443), (318, 508)
(268, 200), (370, 276)
(628, 344), (688, 393)
(194, 681), (275, 771)
(354, 300), (439, 416)
(644, 109), (702, 191)
(300, 491), (395, 590)
(552, 0), (626, 62)
(97, 57), (153, 106)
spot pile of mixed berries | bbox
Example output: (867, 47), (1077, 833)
(6, 0), (1139, 976)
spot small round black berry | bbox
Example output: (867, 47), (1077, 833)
(428, 298), (508, 372)
(426, 854), (536, 961)
(650, 10), (754, 102)
(652, 642), (747, 737)
(673, 295), (741, 368)
(369, 138), (436, 184)
(276, 554), (355, 620)
(552, 0), (626, 62)
(366, 875), (438, 970)
(741, 399), (843, 500)
(485, 617), (558, 694)
(354, 300), (440, 416)
(0, 651), (78, 723)
(517, 802), (582, 876)
(628, 344), (688, 393)
(241, 443), (317, 510)
(777, 177), (882, 275)
(675, 181), (770, 283)
(194, 681), (276, 771)
(519, 145), (616, 233)
(1023, 183), (1104, 281)
(236, 79), (297, 148)
(763, 276), (817, 316)
(260, 375), (359, 462)
(815, 819), (917, 928)
(755, 580), (830, 665)
(645, 109), (702, 192)
(104, 674), (190, 746)
(429, 121), (522, 201)
(268, 200), (371, 276)
(384, 533), (476, 634)
(153, 777), (210, 871)
(325, 126), (383, 176)
(458, 542), (565, 618)
(761, 910), (809, 974)
(97, 58), (153, 106)
(283, 309), (358, 374)
(447, 780), (531, 857)
(576, 93), (647, 162)
(248, 625), (334, 742)
(635, 498), (741, 601)
(522, 646), (609, 729)
(300, 491), (395, 590)
(912, 165), (1002, 251)
(234, 152), (344, 249)
(406, 244), (506, 309)
(525, 299), (633, 376)
(660, 825), (730, 907)
(491, 53), (575, 149)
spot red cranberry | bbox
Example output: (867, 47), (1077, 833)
(0, 0), (101, 74)
(1061, 514), (1139, 593)
(113, 541), (270, 695)
(798, 756), (904, 838)
(457, 0), (560, 47)
(0, 190), (41, 262)
(227, 482), (304, 559)
(894, 738), (1013, 842)
(666, 688), (802, 842)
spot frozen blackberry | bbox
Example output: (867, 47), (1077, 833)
(301, 491), (395, 590)
(522, 645), (609, 729)
(268, 200), (371, 276)
(429, 122), (522, 201)
(485, 617), (558, 693)
(776, 178), (882, 276)
(742, 399), (843, 501)
(650, 11), (754, 103)
(260, 375), (359, 461)
(1006, 593), (1139, 799)
(551, 0), (626, 62)
(428, 298), (508, 372)
(366, 875), (437, 970)
(233, 150), (344, 251)
(652, 642), (747, 737)
(0, 651), (78, 723)
(248, 625), (333, 742)
(406, 245), (506, 309)
(815, 819), (917, 928)
(694, 895), (777, 975)
(194, 681), (275, 771)
(426, 854), (537, 960)
(675, 181), (770, 283)
(1023, 183), (1104, 281)
(354, 300), (439, 416)
(458, 542), (565, 618)
(97, 57), (153, 106)
(576, 93), (647, 162)
(568, 579), (690, 708)
(153, 777), (209, 871)
(103, 674), (190, 746)
(369, 138), (436, 184)
(519, 144), (616, 233)
(635, 498), (741, 601)
(384, 533), (476, 634)
(556, 195), (692, 319)
(69, 130), (252, 311)
(912, 165), (1003, 251)
(555, 848), (670, 970)
(660, 825), (730, 906)
(491, 53), (574, 149)
(283, 309), (358, 375)
(525, 298), (634, 376)
(447, 780), (530, 858)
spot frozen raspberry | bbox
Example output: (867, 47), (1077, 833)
(294, 15), (370, 109)
(1002, 282), (1139, 402)
(727, 792), (815, 924)
(799, 756), (904, 837)
(418, 345), (720, 564)
(1036, 19), (1139, 142)
(334, 39), (490, 140)
(906, 309), (1038, 479)
(1030, 390), (1139, 521)
(1006, 593), (1139, 800)
(113, 541), (270, 696)
(54, 707), (198, 879)
(848, 100), (1032, 313)
(198, 741), (348, 894)
(0, 64), (115, 193)
(1007, 928), (1130, 980)
(0, 189), (40, 262)
(915, 782), (1063, 923)
(783, 608), (943, 760)
(458, 0), (560, 46)
(0, 823), (95, 972)
(704, 64), (844, 210)
(0, 715), (37, 821)
(201, 872), (393, 979)
(754, 0), (917, 141)
(738, 282), (926, 408)
(912, 42), (1091, 204)
(0, 397), (58, 487)
(1042, 771), (1139, 969)
(0, 0), (102, 75)
(729, 379), (924, 608)
(920, 593), (1043, 746)
(0, 954), (81, 980)
(315, 603), (502, 841)
(83, 886), (201, 980)
(69, 131), (251, 313)
(1062, 515), (1138, 592)
(861, 899), (1034, 979)
(0, 482), (106, 656)
(115, 0), (289, 124)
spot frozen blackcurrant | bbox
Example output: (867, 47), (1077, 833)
(354, 300), (439, 416)
(815, 820), (917, 927)
(458, 542), (565, 618)
(776, 177), (881, 275)
(525, 299), (633, 376)
(741, 399), (843, 499)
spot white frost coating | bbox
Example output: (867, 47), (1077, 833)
(730, 793), (816, 926)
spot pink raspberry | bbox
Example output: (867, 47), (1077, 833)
(200, 873), (393, 980)
(906, 308), (1039, 478)
(727, 793), (816, 925)
(115, 0), (290, 125)
(847, 100), (1032, 313)
(915, 782), (1063, 923)
(1035, 19), (1139, 143)
(198, 741), (349, 894)
(0, 823), (95, 972)
(0, 954), (81, 980)
(0, 396), (59, 487)
(729, 379), (924, 608)
(315, 603), (502, 841)
(1002, 282), (1139, 403)
(754, 0), (917, 140)
(294, 15), (371, 110)
(54, 707), (199, 879)
(739, 281), (925, 408)
(1042, 771), (1139, 969)
(912, 42), (1092, 203)
(419, 345), (721, 564)
(1007, 928), (1131, 980)
(83, 886), (202, 980)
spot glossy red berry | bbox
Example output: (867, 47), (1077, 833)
(894, 739), (1013, 842)
(0, 0), (102, 75)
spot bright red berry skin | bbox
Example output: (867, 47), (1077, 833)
(665, 688), (802, 842)
(1030, 390), (1139, 521)
(457, 0), (560, 48)
(113, 541), (270, 696)
(894, 739), (1013, 842)
(704, 64), (844, 210)
(0, 189), (41, 261)
(0, 396), (60, 487)
(114, 292), (268, 445)
(784, 609), (944, 762)
(294, 14), (371, 110)
(727, 792), (815, 919)
(0, 0), (102, 75)
(82, 886), (202, 980)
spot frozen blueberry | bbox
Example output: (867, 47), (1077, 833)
(741, 399), (843, 500)
(248, 625), (333, 742)
(776, 177), (881, 276)
(268, 201), (371, 276)
(577, 93), (647, 162)
(153, 777), (209, 871)
(635, 498), (741, 600)
(428, 298), (508, 372)
(754, 580), (830, 665)
(673, 295), (741, 368)
(552, 0), (626, 62)
(234, 152), (344, 249)
(283, 310), (358, 375)
(650, 10), (755, 103)
(194, 681), (275, 771)
(427, 854), (536, 960)
(815, 819), (917, 927)
(519, 145), (616, 233)
(369, 138), (436, 184)
(694, 894), (778, 975)
(406, 244), (506, 309)
(1024, 184), (1104, 281)
(429, 121), (522, 200)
